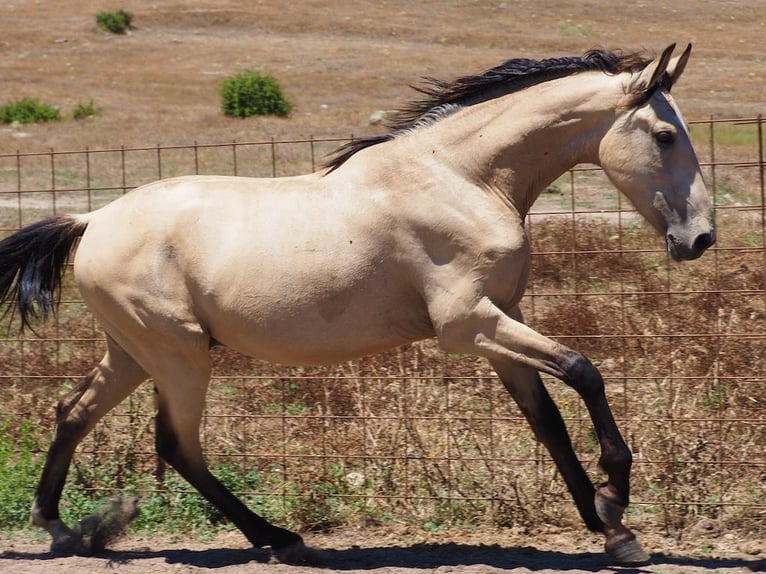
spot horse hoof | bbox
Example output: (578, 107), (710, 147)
(50, 535), (80, 556)
(606, 536), (650, 564)
(267, 526), (304, 549)
(273, 541), (324, 565)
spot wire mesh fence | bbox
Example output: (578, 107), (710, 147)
(0, 116), (763, 534)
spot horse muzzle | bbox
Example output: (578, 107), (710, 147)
(666, 227), (716, 261)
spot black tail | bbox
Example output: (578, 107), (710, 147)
(0, 215), (89, 330)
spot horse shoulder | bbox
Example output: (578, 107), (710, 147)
(401, 189), (530, 331)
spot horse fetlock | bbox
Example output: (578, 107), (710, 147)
(30, 500), (71, 534)
(595, 487), (648, 563)
(594, 485), (629, 528)
(29, 502), (46, 528)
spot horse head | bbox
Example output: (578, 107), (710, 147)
(599, 44), (715, 261)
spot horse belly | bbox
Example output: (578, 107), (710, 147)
(206, 288), (432, 366)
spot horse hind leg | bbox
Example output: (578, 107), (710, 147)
(30, 335), (147, 554)
(148, 347), (306, 556)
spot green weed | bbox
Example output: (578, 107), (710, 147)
(0, 98), (60, 124)
(0, 419), (44, 530)
(220, 71), (292, 118)
(96, 10), (133, 34)
(73, 99), (99, 120)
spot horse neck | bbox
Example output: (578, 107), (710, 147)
(433, 73), (620, 217)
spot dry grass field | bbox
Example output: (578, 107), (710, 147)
(1, 2), (765, 573)
(2, 0), (764, 153)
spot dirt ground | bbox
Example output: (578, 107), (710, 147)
(1, 1), (765, 572)
(1, 525), (765, 574)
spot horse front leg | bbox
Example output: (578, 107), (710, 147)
(491, 360), (603, 532)
(438, 298), (648, 563)
(496, 354), (647, 562)
(149, 350), (306, 558)
(556, 350), (647, 562)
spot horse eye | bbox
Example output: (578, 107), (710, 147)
(655, 130), (675, 147)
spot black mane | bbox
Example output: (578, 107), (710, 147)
(324, 48), (652, 172)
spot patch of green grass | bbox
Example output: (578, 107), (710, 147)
(736, 233), (764, 247)
(261, 402), (306, 415)
(702, 382), (730, 411)
(0, 98), (60, 124)
(421, 499), (485, 532)
(0, 418), (44, 529)
(690, 122), (760, 148)
(73, 99), (99, 120)
(715, 180), (753, 206)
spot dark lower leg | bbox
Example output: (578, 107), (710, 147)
(155, 407), (302, 549)
(31, 372), (94, 526)
(498, 368), (603, 532)
(31, 444), (77, 524)
(561, 352), (632, 506)
(525, 403), (603, 531)
(559, 352), (648, 562)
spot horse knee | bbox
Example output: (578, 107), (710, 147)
(561, 351), (604, 394)
(599, 446), (633, 478)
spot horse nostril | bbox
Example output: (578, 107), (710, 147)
(693, 230), (716, 253)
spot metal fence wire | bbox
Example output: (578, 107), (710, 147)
(0, 116), (764, 534)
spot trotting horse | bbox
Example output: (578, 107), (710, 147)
(0, 44), (714, 563)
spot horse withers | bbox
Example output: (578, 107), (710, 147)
(0, 43), (714, 563)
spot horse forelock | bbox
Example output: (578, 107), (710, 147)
(324, 48), (655, 172)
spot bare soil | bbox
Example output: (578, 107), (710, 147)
(2, 525), (765, 574)
(1, 1), (765, 572)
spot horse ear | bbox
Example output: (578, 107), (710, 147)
(665, 43), (692, 90)
(633, 43), (676, 94)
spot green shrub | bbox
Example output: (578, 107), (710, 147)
(96, 10), (133, 34)
(73, 99), (99, 120)
(0, 98), (60, 124)
(220, 71), (292, 118)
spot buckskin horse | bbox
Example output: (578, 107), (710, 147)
(0, 43), (715, 563)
